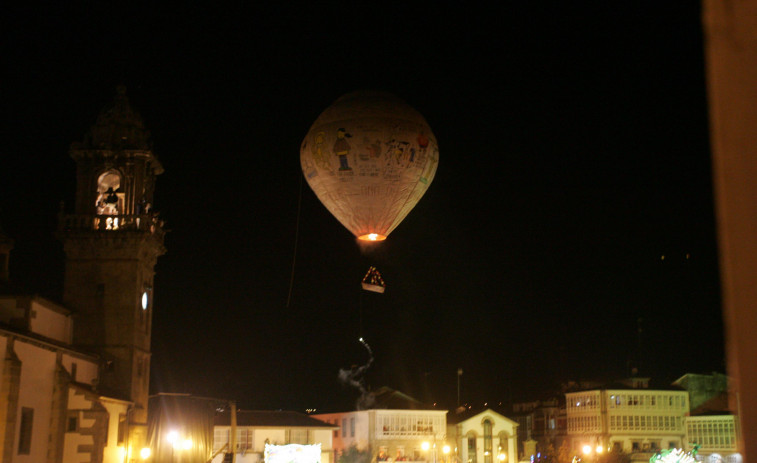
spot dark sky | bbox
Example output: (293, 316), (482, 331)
(2, 4), (723, 412)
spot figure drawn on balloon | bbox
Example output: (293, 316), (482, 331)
(367, 139), (382, 159)
(333, 128), (353, 171)
(312, 131), (332, 171)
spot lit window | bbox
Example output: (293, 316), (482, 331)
(484, 420), (492, 463)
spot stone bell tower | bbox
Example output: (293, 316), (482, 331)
(58, 86), (166, 452)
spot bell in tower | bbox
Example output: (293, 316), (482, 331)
(58, 86), (166, 454)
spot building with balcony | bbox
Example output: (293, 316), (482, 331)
(313, 387), (447, 463)
(565, 378), (689, 461)
(511, 396), (566, 459)
(675, 374), (741, 463)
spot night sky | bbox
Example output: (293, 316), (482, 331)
(2, 4), (723, 412)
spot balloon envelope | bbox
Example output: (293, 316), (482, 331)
(301, 91), (438, 241)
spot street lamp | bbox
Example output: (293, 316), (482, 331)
(422, 441), (440, 463)
(167, 430), (192, 462)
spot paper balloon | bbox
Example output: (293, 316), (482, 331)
(301, 91), (438, 241)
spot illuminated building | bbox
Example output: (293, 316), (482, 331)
(0, 242), (130, 461)
(312, 387), (447, 463)
(565, 378), (690, 458)
(675, 374), (740, 462)
(210, 409), (338, 463)
(0, 86), (164, 462)
(511, 396), (567, 459)
(445, 408), (518, 463)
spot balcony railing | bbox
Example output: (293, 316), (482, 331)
(59, 213), (164, 236)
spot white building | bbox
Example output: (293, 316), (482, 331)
(0, 288), (131, 463)
(673, 376), (741, 463)
(313, 387), (447, 463)
(211, 410), (338, 463)
(565, 378), (689, 460)
(685, 415), (739, 462)
(446, 408), (518, 463)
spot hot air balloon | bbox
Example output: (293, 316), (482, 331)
(300, 91), (439, 241)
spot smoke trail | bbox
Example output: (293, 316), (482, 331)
(338, 337), (375, 410)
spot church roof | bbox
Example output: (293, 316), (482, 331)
(72, 85), (154, 153)
(446, 407), (512, 425)
(369, 386), (434, 410)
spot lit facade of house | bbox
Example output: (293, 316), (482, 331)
(674, 374), (741, 462)
(685, 415), (739, 462)
(511, 397), (566, 458)
(0, 291), (130, 463)
(211, 410), (338, 463)
(313, 387), (447, 463)
(446, 408), (518, 463)
(565, 379), (689, 459)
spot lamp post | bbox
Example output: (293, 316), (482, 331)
(422, 442), (438, 463)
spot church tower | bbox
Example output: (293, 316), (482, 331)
(58, 86), (165, 453)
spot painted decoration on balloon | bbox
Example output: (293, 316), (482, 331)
(301, 91), (439, 241)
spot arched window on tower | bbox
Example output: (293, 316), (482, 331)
(95, 170), (124, 229)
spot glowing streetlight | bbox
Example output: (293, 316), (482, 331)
(595, 446), (603, 454)
(140, 447), (151, 460)
(443, 445), (451, 455)
(422, 442), (431, 451)
(182, 438), (193, 450)
(582, 445), (592, 456)
(498, 453), (506, 461)
(167, 430), (179, 445)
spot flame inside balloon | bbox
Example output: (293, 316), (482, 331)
(301, 91), (439, 241)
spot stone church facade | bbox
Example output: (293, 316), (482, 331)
(0, 86), (165, 463)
